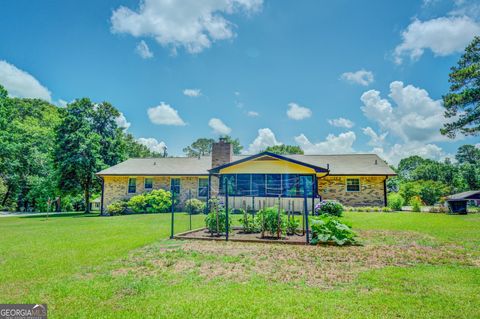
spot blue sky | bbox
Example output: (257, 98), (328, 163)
(0, 0), (479, 163)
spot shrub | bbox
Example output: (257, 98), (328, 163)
(286, 217), (300, 235)
(257, 206), (287, 237)
(314, 200), (344, 217)
(128, 194), (147, 213)
(382, 206), (392, 212)
(184, 198), (206, 214)
(240, 209), (260, 233)
(205, 209), (232, 235)
(410, 196), (422, 212)
(310, 215), (357, 246)
(388, 192), (404, 211)
(145, 189), (172, 213)
(128, 190), (172, 213)
(107, 200), (128, 215)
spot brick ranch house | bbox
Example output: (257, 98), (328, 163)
(96, 140), (396, 212)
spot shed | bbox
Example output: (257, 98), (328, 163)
(446, 190), (480, 214)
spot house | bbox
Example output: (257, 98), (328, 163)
(96, 139), (396, 212)
(90, 197), (101, 211)
(446, 190), (480, 214)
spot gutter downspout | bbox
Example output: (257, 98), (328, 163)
(383, 175), (388, 207)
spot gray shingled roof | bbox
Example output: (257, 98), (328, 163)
(97, 153), (396, 176)
(447, 190), (480, 200)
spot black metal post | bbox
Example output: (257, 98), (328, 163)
(224, 176), (229, 241)
(189, 189), (192, 230)
(170, 191), (175, 239)
(311, 175), (315, 215)
(303, 177), (310, 244)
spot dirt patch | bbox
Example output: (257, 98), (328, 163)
(111, 230), (478, 288)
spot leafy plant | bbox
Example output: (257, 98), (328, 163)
(184, 198), (206, 214)
(310, 215), (357, 246)
(388, 192), (404, 211)
(107, 200), (128, 215)
(286, 217), (300, 235)
(314, 200), (344, 217)
(410, 196), (422, 212)
(127, 190), (172, 213)
(257, 206), (287, 237)
(205, 208), (232, 235)
(240, 209), (260, 233)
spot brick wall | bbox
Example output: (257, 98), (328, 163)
(318, 175), (386, 207)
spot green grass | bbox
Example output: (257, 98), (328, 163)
(0, 212), (479, 318)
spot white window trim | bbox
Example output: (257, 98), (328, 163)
(346, 178), (360, 192)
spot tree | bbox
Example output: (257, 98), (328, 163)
(397, 156), (426, 180)
(265, 144), (304, 155)
(219, 135), (243, 155)
(441, 36), (480, 138)
(123, 133), (159, 158)
(456, 144), (480, 164)
(183, 138), (215, 157)
(183, 136), (243, 157)
(55, 99), (104, 213)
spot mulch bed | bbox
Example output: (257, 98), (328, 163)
(174, 227), (309, 245)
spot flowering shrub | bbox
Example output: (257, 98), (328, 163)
(310, 214), (356, 246)
(107, 200), (128, 215)
(314, 200), (344, 217)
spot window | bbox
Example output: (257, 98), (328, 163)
(346, 178), (360, 192)
(236, 174), (251, 196)
(251, 174), (265, 196)
(266, 174), (282, 196)
(219, 174), (236, 195)
(128, 178), (136, 193)
(283, 174), (300, 197)
(198, 178), (209, 197)
(170, 178), (181, 194)
(144, 177), (153, 189)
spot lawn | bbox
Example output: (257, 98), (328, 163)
(0, 212), (479, 318)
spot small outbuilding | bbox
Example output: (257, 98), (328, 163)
(446, 190), (480, 214)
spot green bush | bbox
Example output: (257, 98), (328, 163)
(185, 198), (206, 214)
(310, 215), (357, 246)
(205, 209), (232, 235)
(127, 190), (172, 213)
(107, 200), (128, 215)
(382, 206), (392, 212)
(257, 206), (287, 237)
(240, 209), (260, 233)
(128, 194), (147, 213)
(314, 200), (344, 217)
(410, 196), (422, 212)
(286, 217), (300, 235)
(388, 192), (404, 211)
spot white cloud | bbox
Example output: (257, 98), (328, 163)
(394, 16), (480, 64)
(208, 118), (231, 135)
(362, 127), (388, 147)
(115, 112), (131, 129)
(111, 0), (263, 54)
(0, 60), (51, 101)
(244, 128), (281, 154)
(135, 40), (154, 59)
(183, 88), (201, 97)
(373, 142), (448, 165)
(147, 102), (186, 126)
(137, 137), (167, 154)
(361, 81), (451, 143)
(286, 102), (312, 120)
(340, 69), (374, 86)
(56, 99), (68, 107)
(247, 111), (259, 117)
(295, 132), (356, 154)
(328, 117), (354, 129)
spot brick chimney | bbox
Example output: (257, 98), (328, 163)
(211, 138), (233, 168)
